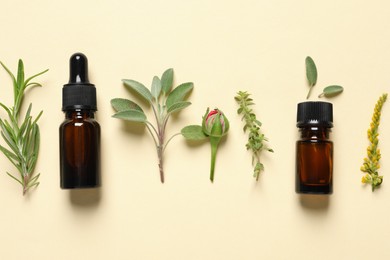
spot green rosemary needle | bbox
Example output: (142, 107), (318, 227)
(360, 93), (387, 191)
(0, 60), (48, 195)
(235, 91), (273, 181)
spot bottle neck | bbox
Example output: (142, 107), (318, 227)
(299, 126), (331, 140)
(65, 109), (95, 119)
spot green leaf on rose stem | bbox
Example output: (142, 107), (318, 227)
(111, 98), (143, 113)
(166, 82), (194, 108)
(112, 109), (147, 123)
(318, 85), (344, 98)
(161, 68), (174, 94)
(305, 56), (317, 87)
(167, 101), (191, 114)
(151, 76), (162, 100)
(122, 79), (153, 104)
(181, 125), (208, 140)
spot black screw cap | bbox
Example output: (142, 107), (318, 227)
(297, 101), (333, 128)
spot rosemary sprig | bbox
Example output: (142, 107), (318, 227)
(0, 59), (48, 195)
(235, 91), (273, 181)
(361, 93), (387, 191)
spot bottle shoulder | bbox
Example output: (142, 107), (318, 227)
(60, 117), (100, 129)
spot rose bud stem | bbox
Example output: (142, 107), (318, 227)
(209, 136), (221, 182)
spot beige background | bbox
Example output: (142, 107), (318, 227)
(1, 0), (390, 259)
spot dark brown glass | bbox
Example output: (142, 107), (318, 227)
(296, 126), (333, 194)
(60, 109), (100, 189)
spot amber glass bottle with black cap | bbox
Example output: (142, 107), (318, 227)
(60, 53), (101, 189)
(296, 101), (333, 194)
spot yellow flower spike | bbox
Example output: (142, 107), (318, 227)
(360, 93), (387, 191)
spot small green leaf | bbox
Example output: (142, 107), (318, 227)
(6, 172), (23, 186)
(24, 69), (49, 90)
(167, 101), (191, 114)
(122, 79), (153, 104)
(0, 144), (18, 162)
(305, 56), (317, 87)
(161, 68), (174, 94)
(181, 125), (208, 140)
(319, 85), (344, 98)
(111, 98), (143, 112)
(166, 82), (193, 108)
(16, 59), (25, 91)
(151, 76), (162, 100)
(0, 61), (17, 87)
(112, 109), (147, 123)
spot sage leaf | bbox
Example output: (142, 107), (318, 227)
(113, 68), (193, 183)
(166, 82), (193, 108)
(112, 109), (147, 123)
(181, 125), (207, 140)
(151, 76), (162, 100)
(305, 56), (317, 99)
(167, 101), (191, 114)
(122, 79), (153, 104)
(161, 68), (174, 94)
(111, 98), (143, 112)
(305, 56), (317, 86)
(319, 85), (344, 98)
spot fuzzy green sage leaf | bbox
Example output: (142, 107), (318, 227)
(166, 82), (194, 108)
(151, 76), (162, 100)
(318, 85), (344, 98)
(181, 125), (207, 140)
(167, 101), (191, 114)
(161, 68), (174, 94)
(122, 79), (153, 104)
(112, 110), (147, 122)
(305, 56), (317, 99)
(111, 98), (143, 112)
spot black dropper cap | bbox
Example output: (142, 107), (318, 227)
(62, 53), (97, 111)
(297, 101), (333, 128)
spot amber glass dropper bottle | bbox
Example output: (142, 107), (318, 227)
(60, 53), (101, 189)
(296, 101), (333, 194)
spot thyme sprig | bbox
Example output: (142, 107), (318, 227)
(0, 60), (48, 195)
(235, 91), (273, 180)
(361, 93), (387, 191)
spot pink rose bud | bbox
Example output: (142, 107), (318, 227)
(202, 108), (230, 137)
(201, 108), (229, 182)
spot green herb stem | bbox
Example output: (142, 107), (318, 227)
(306, 85), (314, 99)
(209, 136), (221, 182)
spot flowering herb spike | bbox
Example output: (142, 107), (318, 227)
(235, 91), (273, 180)
(111, 68), (193, 183)
(361, 93), (387, 191)
(181, 108), (229, 182)
(0, 59), (48, 195)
